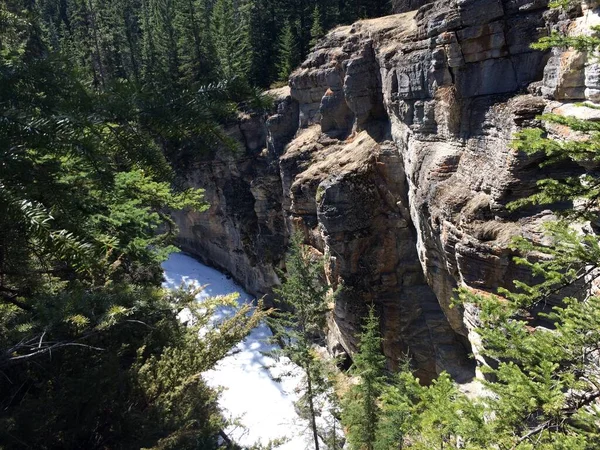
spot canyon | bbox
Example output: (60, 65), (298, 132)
(173, 0), (600, 383)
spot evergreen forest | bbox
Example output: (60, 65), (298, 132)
(32, 0), (390, 90)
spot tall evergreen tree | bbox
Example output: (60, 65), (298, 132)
(121, 0), (143, 82)
(140, 0), (160, 82)
(310, 5), (325, 48)
(374, 361), (419, 450)
(210, 0), (250, 80)
(246, 0), (279, 87)
(271, 233), (330, 450)
(101, 0), (141, 82)
(276, 19), (299, 83)
(342, 307), (387, 450)
(174, 0), (215, 83)
(152, 0), (180, 84)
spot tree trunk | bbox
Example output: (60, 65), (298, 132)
(87, 0), (106, 87)
(305, 361), (320, 450)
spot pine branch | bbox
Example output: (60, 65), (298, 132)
(1, 338), (105, 368)
(0, 288), (31, 311)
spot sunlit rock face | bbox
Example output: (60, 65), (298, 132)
(173, 1), (599, 383)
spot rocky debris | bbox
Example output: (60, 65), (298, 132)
(174, 1), (600, 383)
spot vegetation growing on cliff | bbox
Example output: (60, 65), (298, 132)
(459, 18), (600, 449)
(341, 307), (387, 450)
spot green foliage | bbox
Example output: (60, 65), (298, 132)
(31, 0), (391, 90)
(343, 355), (491, 450)
(374, 363), (421, 450)
(0, 3), (268, 448)
(272, 234), (329, 342)
(174, 0), (215, 84)
(0, 2), (30, 63)
(0, 284), (267, 449)
(151, 0), (181, 83)
(277, 19), (299, 82)
(310, 6), (325, 48)
(532, 27), (600, 53)
(210, 0), (250, 81)
(0, 43), (214, 288)
(441, 23), (600, 450)
(342, 307), (387, 450)
(270, 233), (330, 449)
(448, 19), (600, 449)
(509, 113), (600, 219)
(246, 0), (280, 88)
(411, 373), (490, 450)
(457, 285), (600, 448)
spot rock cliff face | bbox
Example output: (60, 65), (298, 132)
(173, 0), (600, 382)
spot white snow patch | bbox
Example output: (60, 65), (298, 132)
(162, 253), (312, 449)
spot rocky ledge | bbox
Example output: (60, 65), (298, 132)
(173, 0), (600, 383)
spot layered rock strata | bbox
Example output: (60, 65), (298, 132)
(173, 1), (600, 382)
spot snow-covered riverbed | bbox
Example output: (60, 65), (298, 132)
(162, 252), (309, 449)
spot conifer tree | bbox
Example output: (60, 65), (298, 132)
(271, 233), (330, 450)
(0, 4), (268, 447)
(374, 361), (420, 450)
(342, 306), (387, 450)
(210, 0), (250, 80)
(277, 19), (299, 82)
(121, 0), (143, 82)
(310, 6), (325, 48)
(84, 0), (107, 86)
(140, 0), (160, 81)
(322, 394), (345, 450)
(152, 0), (180, 83)
(246, 0), (279, 87)
(456, 121), (600, 448)
(321, 0), (341, 30)
(174, 0), (214, 84)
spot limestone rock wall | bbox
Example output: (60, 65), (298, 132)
(172, 109), (289, 298)
(173, 0), (600, 382)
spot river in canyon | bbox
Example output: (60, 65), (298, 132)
(162, 252), (311, 449)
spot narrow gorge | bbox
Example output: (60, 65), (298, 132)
(173, 0), (600, 383)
